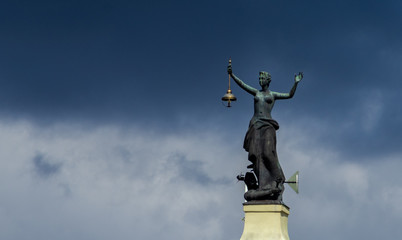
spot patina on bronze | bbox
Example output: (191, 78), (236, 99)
(228, 60), (303, 203)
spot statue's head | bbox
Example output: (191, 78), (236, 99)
(259, 71), (271, 88)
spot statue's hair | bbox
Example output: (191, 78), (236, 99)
(259, 71), (271, 81)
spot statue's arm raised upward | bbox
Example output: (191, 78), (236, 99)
(272, 72), (303, 100)
(227, 64), (258, 95)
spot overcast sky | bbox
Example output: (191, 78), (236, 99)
(1, 0), (402, 239)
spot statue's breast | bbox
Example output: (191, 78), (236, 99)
(264, 95), (273, 104)
(255, 92), (273, 104)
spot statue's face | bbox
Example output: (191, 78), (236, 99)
(259, 76), (270, 87)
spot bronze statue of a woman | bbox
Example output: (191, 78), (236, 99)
(228, 62), (303, 203)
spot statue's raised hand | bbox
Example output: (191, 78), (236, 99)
(294, 72), (303, 83)
(227, 64), (232, 75)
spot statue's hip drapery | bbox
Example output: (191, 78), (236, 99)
(243, 118), (285, 192)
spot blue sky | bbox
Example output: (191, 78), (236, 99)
(1, 0), (402, 239)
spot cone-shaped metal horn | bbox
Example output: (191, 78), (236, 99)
(285, 171), (299, 194)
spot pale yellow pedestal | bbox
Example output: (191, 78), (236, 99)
(240, 204), (290, 240)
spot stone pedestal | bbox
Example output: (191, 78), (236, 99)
(240, 203), (290, 240)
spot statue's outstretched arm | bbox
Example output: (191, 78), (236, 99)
(228, 65), (257, 95)
(273, 72), (303, 100)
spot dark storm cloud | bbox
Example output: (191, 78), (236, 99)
(0, 0), (233, 124)
(0, 0), (401, 159)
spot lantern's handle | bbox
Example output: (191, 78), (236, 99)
(228, 58), (232, 90)
(221, 57), (237, 107)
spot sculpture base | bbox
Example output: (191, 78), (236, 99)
(240, 203), (290, 240)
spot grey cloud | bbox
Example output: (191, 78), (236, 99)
(0, 120), (402, 240)
(32, 153), (62, 178)
(169, 153), (231, 186)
